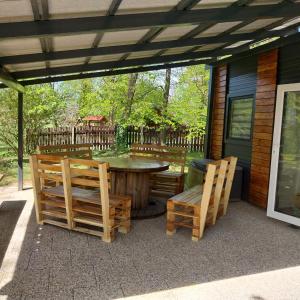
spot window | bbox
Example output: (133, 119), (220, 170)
(228, 97), (253, 140)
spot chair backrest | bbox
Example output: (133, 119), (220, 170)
(61, 158), (111, 230)
(30, 154), (64, 190)
(199, 159), (228, 234)
(220, 156), (238, 216)
(130, 143), (187, 173)
(37, 143), (92, 159)
(208, 159), (229, 224)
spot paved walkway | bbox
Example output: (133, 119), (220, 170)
(0, 187), (300, 300)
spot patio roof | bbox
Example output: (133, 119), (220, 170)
(1, 0), (300, 91)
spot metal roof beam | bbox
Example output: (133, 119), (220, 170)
(2, 29), (291, 65)
(1, 3), (300, 39)
(0, 67), (24, 92)
(11, 50), (221, 79)
(11, 24), (300, 81)
(16, 59), (212, 86)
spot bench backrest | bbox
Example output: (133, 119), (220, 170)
(30, 154), (64, 188)
(61, 158), (111, 230)
(220, 156), (238, 216)
(37, 143), (92, 159)
(130, 143), (187, 173)
(199, 159), (228, 235)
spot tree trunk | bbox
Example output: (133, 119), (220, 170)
(124, 73), (138, 121)
(160, 68), (171, 145)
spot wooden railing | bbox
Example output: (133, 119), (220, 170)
(38, 126), (205, 152)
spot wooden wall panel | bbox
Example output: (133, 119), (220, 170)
(210, 65), (227, 160)
(249, 49), (278, 208)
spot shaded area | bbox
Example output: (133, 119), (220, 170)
(1, 193), (300, 299)
(0, 201), (25, 266)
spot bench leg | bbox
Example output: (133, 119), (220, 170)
(118, 199), (131, 234)
(103, 208), (116, 243)
(166, 200), (176, 236)
(192, 207), (201, 241)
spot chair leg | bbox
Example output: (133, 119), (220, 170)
(118, 199), (131, 234)
(166, 200), (176, 235)
(192, 206), (201, 241)
(103, 208), (116, 243)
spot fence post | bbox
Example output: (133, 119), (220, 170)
(72, 126), (76, 144)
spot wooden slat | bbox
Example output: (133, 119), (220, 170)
(250, 49), (278, 209)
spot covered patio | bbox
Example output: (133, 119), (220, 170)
(1, 0), (300, 299)
(1, 187), (300, 299)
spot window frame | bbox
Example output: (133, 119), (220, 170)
(225, 94), (255, 145)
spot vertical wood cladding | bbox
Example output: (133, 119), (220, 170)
(249, 49), (278, 208)
(210, 65), (227, 160)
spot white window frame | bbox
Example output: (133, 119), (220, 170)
(267, 83), (300, 226)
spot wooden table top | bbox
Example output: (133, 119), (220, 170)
(98, 157), (169, 173)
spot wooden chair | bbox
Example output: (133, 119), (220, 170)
(217, 156), (238, 218)
(59, 158), (131, 242)
(30, 154), (69, 229)
(130, 143), (187, 197)
(30, 155), (131, 242)
(37, 143), (92, 159)
(166, 159), (228, 241)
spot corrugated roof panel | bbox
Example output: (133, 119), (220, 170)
(232, 18), (282, 34)
(48, 0), (112, 18)
(162, 46), (195, 55)
(196, 43), (225, 51)
(5, 61), (46, 72)
(50, 57), (86, 67)
(116, 0), (180, 15)
(127, 50), (161, 59)
(53, 33), (97, 51)
(0, 38), (42, 56)
(89, 53), (125, 63)
(193, 0), (236, 9)
(99, 29), (149, 46)
(152, 25), (199, 42)
(0, 0), (33, 23)
(226, 40), (253, 48)
(195, 21), (241, 37)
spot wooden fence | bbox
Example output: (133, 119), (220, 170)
(126, 126), (205, 152)
(38, 126), (115, 150)
(38, 126), (205, 152)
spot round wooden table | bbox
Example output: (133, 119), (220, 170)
(99, 157), (169, 217)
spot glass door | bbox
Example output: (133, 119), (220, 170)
(268, 84), (300, 226)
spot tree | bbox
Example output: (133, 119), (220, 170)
(170, 65), (209, 136)
(0, 84), (65, 154)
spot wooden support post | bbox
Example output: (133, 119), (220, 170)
(18, 91), (24, 191)
(166, 200), (176, 235)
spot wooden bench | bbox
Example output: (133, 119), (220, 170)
(166, 159), (229, 241)
(37, 143), (92, 159)
(30, 154), (68, 229)
(30, 155), (131, 242)
(130, 143), (187, 197)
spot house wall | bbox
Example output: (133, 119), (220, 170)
(278, 43), (300, 84)
(249, 49), (278, 208)
(209, 48), (280, 208)
(225, 56), (257, 200)
(210, 65), (227, 160)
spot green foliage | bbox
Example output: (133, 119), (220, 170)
(0, 84), (65, 154)
(0, 65), (210, 154)
(170, 65), (209, 136)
